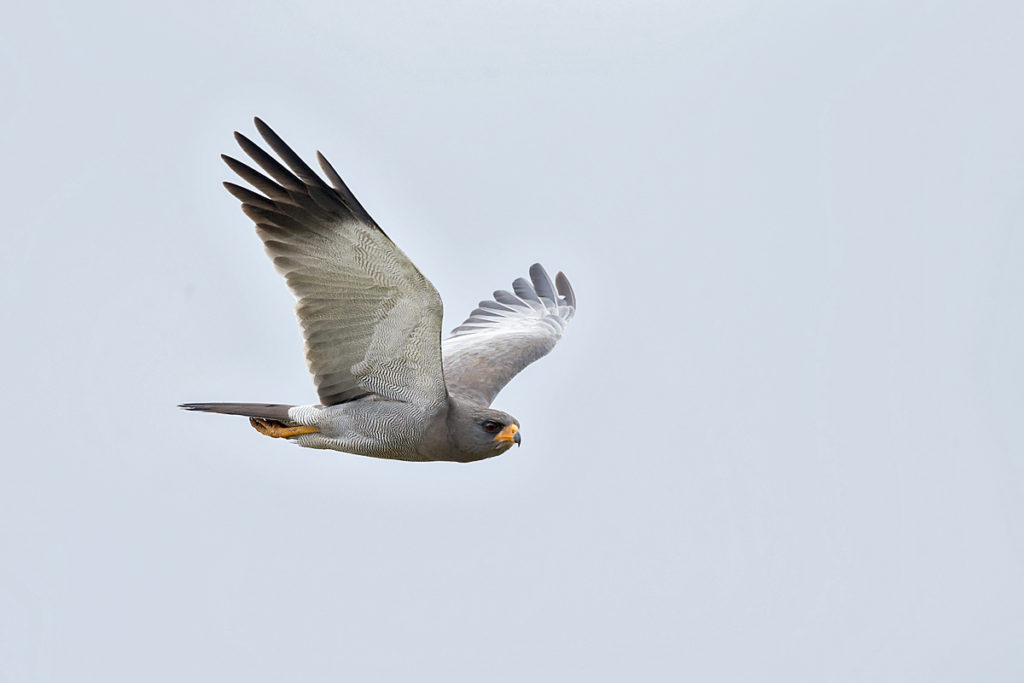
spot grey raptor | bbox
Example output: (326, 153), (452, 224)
(181, 119), (576, 462)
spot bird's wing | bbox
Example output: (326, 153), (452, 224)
(441, 264), (576, 407)
(223, 118), (447, 408)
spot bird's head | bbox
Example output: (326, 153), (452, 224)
(450, 404), (521, 460)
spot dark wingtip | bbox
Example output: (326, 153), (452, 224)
(528, 263), (559, 305)
(233, 130), (258, 151)
(512, 276), (542, 304)
(555, 271), (576, 309)
(222, 180), (245, 196)
(253, 117), (276, 140)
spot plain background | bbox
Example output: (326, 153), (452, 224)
(2, 1), (1021, 681)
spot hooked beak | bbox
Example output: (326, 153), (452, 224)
(494, 423), (521, 447)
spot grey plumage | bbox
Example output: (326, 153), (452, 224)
(223, 125), (445, 408)
(181, 119), (576, 462)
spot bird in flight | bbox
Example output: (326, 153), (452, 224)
(181, 119), (576, 462)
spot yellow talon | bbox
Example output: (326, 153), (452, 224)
(249, 417), (319, 438)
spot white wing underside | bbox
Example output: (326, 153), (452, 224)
(442, 264), (576, 407)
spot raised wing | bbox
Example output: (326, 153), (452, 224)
(441, 264), (576, 407)
(223, 118), (447, 408)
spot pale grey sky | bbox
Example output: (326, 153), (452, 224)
(2, 1), (1022, 681)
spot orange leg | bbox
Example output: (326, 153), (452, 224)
(249, 417), (319, 438)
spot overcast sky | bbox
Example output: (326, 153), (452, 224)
(2, 1), (1022, 681)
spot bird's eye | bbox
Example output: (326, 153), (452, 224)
(483, 421), (501, 433)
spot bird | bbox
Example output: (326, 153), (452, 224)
(180, 118), (576, 462)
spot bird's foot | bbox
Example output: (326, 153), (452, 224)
(249, 417), (319, 438)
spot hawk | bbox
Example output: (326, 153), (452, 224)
(181, 119), (576, 462)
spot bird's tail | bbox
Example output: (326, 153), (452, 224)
(179, 402), (295, 420)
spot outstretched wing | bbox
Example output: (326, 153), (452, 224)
(441, 264), (576, 407)
(224, 118), (447, 408)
